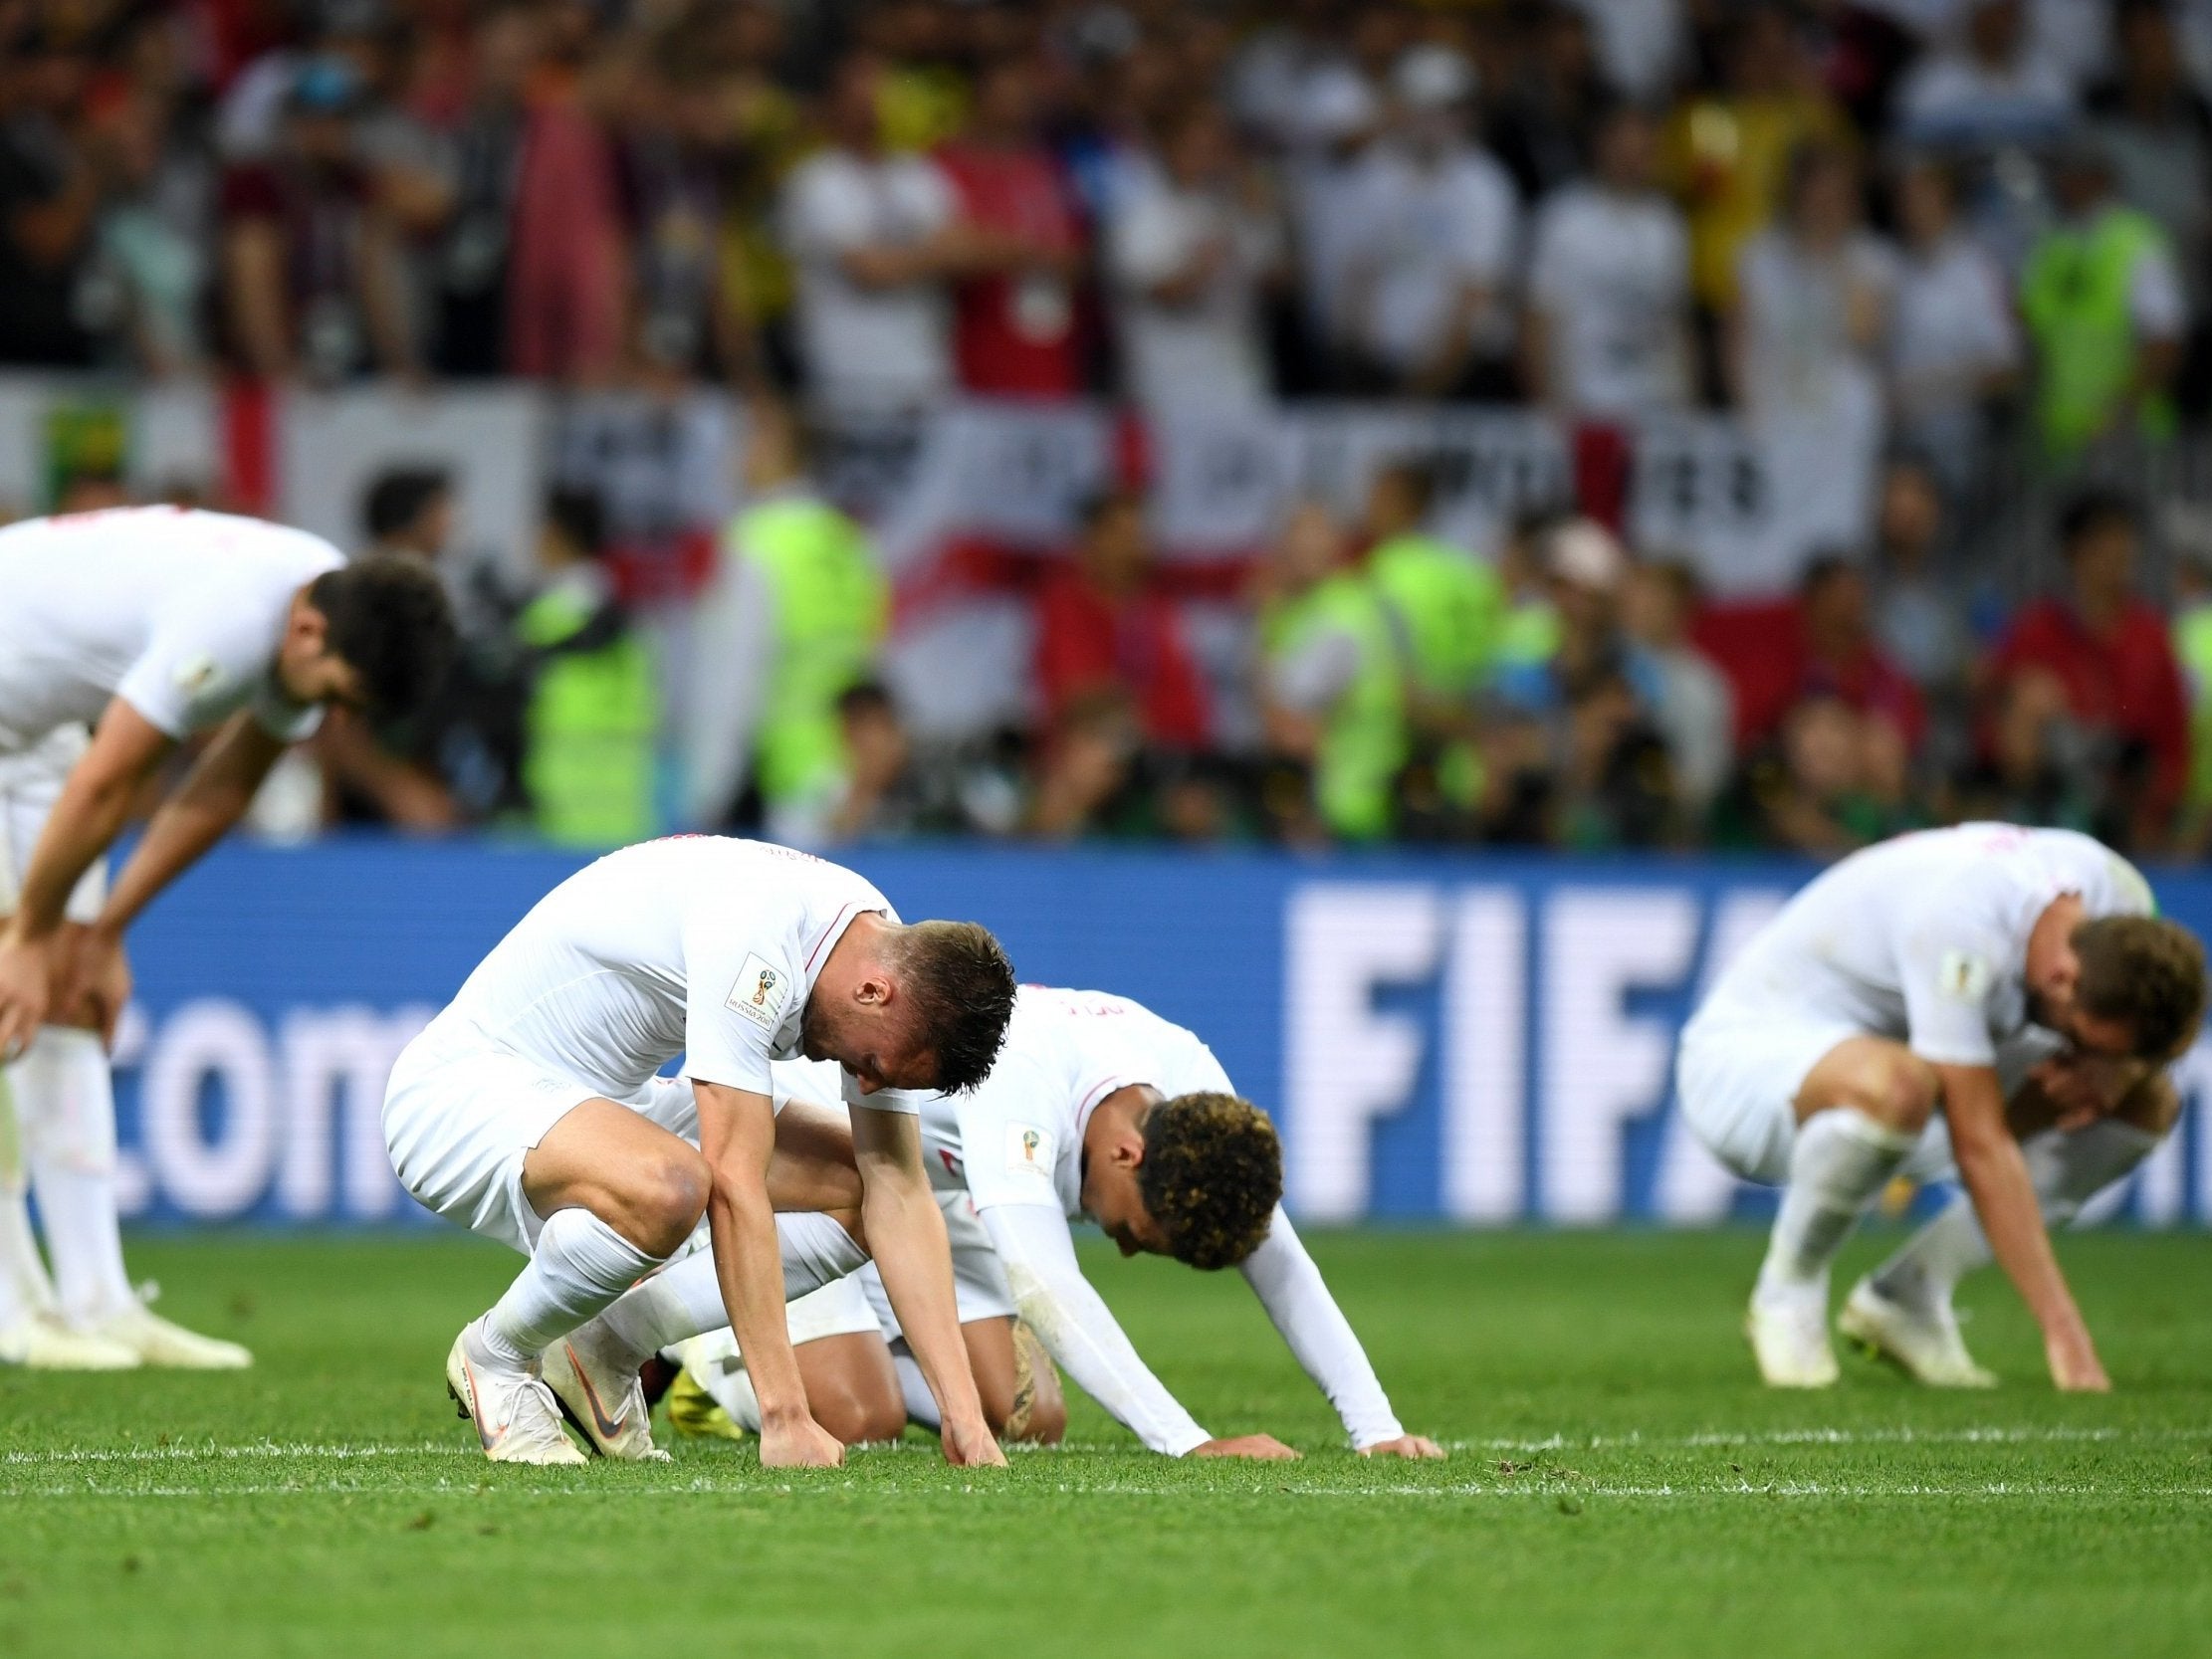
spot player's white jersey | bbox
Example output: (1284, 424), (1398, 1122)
(1698, 824), (2154, 1068)
(432, 837), (905, 1109)
(777, 985), (1230, 1218)
(0, 506), (344, 756)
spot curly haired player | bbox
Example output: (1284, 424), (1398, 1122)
(663, 985), (1444, 1461)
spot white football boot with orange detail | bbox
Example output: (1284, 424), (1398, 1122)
(541, 1320), (670, 1462)
(444, 1327), (586, 1466)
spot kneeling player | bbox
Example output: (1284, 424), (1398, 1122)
(1677, 824), (2204, 1389)
(674, 985), (1442, 1460)
(382, 835), (1016, 1468)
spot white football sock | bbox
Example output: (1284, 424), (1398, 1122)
(0, 1069), (56, 1328)
(1871, 1121), (2162, 1310)
(474, 1207), (662, 1371)
(1757, 1108), (1918, 1304)
(14, 1028), (134, 1325)
(892, 1348), (940, 1430)
(596, 1213), (866, 1361)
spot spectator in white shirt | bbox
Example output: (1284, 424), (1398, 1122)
(1339, 45), (1522, 399)
(1894, 0), (2078, 152)
(1730, 142), (1897, 433)
(780, 54), (1042, 414)
(1284, 66), (1382, 390)
(1885, 156), (2021, 489)
(1106, 102), (1282, 411)
(1524, 101), (1691, 420)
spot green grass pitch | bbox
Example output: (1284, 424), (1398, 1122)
(4, 1227), (2210, 1658)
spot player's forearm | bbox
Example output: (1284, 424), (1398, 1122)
(860, 1173), (991, 1434)
(96, 734), (277, 936)
(1955, 1131), (2086, 1339)
(1239, 1213), (1404, 1449)
(8, 771), (138, 942)
(704, 1180), (811, 1422)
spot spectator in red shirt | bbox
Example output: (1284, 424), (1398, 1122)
(1988, 491), (2190, 849)
(1034, 488), (1212, 750)
(934, 54), (1085, 396)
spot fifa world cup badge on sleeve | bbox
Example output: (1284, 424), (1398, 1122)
(1005, 1122), (1056, 1183)
(727, 953), (792, 1032)
(1937, 948), (1992, 1002)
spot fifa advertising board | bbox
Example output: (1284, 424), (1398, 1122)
(99, 840), (2212, 1228)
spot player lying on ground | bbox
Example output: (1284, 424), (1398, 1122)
(1677, 823), (2206, 1390)
(382, 836), (1018, 1468)
(665, 985), (1443, 1460)
(0, 505), (453, 1370)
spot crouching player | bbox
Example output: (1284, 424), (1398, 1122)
(1678, 824), (2205, 1390)
(674, 985), (1442, 1460)
(381, 835), (1017, 1468)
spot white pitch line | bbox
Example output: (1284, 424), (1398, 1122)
(1451, 1424), (2196, 1454)
(2, 1441), (473, 1467)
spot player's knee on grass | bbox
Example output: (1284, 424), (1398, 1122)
(963, 1317), (1063, 1443)
(798, 1335), (907, 1445)
(1799, 1039), (1937, 1135)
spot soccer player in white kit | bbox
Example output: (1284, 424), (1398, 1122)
(0, 506), (454, 1369)
(380, 836), (1019, 1468)
(1677, 824), (2205, 1390)
(671, 985), (1444, 1461)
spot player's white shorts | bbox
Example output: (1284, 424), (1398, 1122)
(381, 1015), (696, 1254)
(1676, 996), (1956, 1187)
(0, 729), (108, 925)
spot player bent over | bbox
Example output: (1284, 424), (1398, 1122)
(1677, 824), (2205, 1390)
(381, 836), (1017, 1468)
(0, 506), (453, 1369)
(673, 986), (1442, 1461)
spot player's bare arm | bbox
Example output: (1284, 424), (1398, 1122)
(0, 699), (174, 1058)
(1934, 1060), (2107, 1391)
(849, 1106), (1005, 1467)
(695, 1079), (846, 1468)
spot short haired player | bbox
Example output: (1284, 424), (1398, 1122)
(1678, 823), (2205, 1389)
(381, 836), (1019, 1468)
(668, 986), (1442, 1461)
(0, 505), (453, 1368)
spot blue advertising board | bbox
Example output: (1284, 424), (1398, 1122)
(96, 837), (2212, 1228)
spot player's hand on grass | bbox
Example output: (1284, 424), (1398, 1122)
(1190, 1435), (1300, 1461)
(0, 930), (56, 1062)
(1358, 1434), (1446, 1461)
(2046, 1323), (2111, 1392)
(759, 1410), (847, 1469)
(941, 1414), (1009, 1469)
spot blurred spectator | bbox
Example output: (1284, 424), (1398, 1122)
(1893, 0), (2077, 152)
(2089, 0), (2212, 323)
(1988, 491), (2189, 850)
(0, 30), (101, 366)
(1106, 101), (1280, 410)
(934, 54), (1084, 396)
(1339, 46), (1520, 399)
(1524, 101), (1691, 420)
(2171, 520), (2212, 850)
(1488, 5), (1611, 201)
(783, 53), (1034, 412)
(1716, 694), (1913, 855)
(2020, 134), (2187, 457)
(1885, 157), (2020, 487)
(1623, 557), (1734, 817)
(1035, 489), (1212, 752)
(1663, 5), (1850, 350)
(1025, 689), (1142, 839)
(1869, 456), (1972, 701)
(362, 467), (455, 560)
(685, 400), (889, 838)
(420, 5), (536, 377)
(1950, 665), (2101, 833)
(1257, 500), (1408, 843)
(860, 0), (974, 155)
(1283, 68), (1381, 392)
(219, 57), (416, 381)
(825, 681), (921, 842)
(1730, 143), (1893, 449)
(516, 487), (660, 848)
(1793, 555), (1927, 752)
(88, 81), (215, 376)
(1564, 0), (1684, 104)
(1362, 458), (1504, 823)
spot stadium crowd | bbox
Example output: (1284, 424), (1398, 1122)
(6, 0), (2212, 856)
